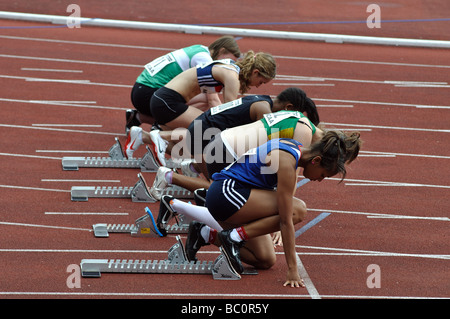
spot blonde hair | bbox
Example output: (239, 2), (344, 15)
(236, 51), (276, 93)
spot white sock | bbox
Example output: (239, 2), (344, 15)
(200, 225), (211, 242)
(170, 199), (222, 231)
(229, 229), (243, 242)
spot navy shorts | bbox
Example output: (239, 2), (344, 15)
(204, 133), (237, 178)
(206, 179), (251, 221)
(150, 87), (188, 125)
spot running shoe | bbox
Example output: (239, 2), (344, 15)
(149, 129), (168, 166)
(218, 229), (245, 274)
(150, 166), (172, 200)
(124, 126), (143, 159)
(156, 195), (177, 236)
(179, 159), (199, 177)
(193, 188), (207, 207)
(185, 221), (210, 262)
(125, 109), (141, 134)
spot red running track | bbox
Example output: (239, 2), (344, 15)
(0, 2), (449, 303)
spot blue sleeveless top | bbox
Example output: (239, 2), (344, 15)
(212, 138), (302, 190)
(197, 59), (240, 93)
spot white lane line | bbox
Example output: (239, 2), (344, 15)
(297, 245), (450, 260)
(273, 82), (335, 87)
(342, 179), (450, 189)
(0, 221), (90, 232)
(357, 153), (395, 157)
(307, 208), (449, 222)
(322, 122), (450, 133)
(296, 254), (321, 299)
(0, 291), (445, 299)
(317, 176), (450, 190)
(25, 77), (91, 84)
(275, 54), (450, 69)
(0, 97), (128, 111)
(2, 37), (449, 69)
(21, 67), (83, 73)
(0, 53), (142, 68)
(277, 74), (449, 88)
(0, 291), (309, 298)
(0, 248), (168, 253)
(45, 212), (129, 216)
(32, 124), (102, 127)
(36, 150), (108, 154)
(315, 98), (450, 109)
(1, 74), (130, 87)
(0, 152), (62, 160)
(0, 184), (69, 192)
(359, 150), (450, 160)
(317, 104), (354, 108)
(31, 100), (97, 104)
(41, 179), (120, 183)
(0, 124), (121, 136)
(0, 35), (172, 51)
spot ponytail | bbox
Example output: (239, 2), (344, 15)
(309, 130), (352, 181)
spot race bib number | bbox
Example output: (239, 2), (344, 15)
(144, 53), (175, 76)
(263, 111), (301, 126)
(210, 98), (243, 115)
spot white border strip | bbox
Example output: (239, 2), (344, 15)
(0, 291), (445, 299)
(1, 11), (450, 48)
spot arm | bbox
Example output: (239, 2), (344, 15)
(272, 150), (304, 287)
(206, 93), (223, 107)
(292, 121), (313, 148)
(213, 66), (240, 102)
(249, 101), (272, 121)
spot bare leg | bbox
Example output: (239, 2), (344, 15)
(214, 189), (306, 269)
(137, 113), (155, 125)
(171, 173), (211, 192)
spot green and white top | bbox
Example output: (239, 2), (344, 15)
(136, 44), (212, 88)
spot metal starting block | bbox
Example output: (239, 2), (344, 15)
(92, 207), (191, 238)
(62, 137), (182, 171)
(80, 236), (257, 280)
(70, 173), (193, 202)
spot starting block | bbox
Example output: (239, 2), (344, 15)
(70, 173), (193, 202)
(62, 138), (181, 172)
(80, 236), (257, 280)
(92, 207), (191, 238)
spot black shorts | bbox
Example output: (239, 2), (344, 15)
(206, 178), (251, 221)
(149, 87), (188, 125)
(130, 82), (158, 117)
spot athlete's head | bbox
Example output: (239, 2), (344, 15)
(236, 51), (276, 94)
(274, 88), (320, 126)
(302, 130), (361, 182)
(209, 36), (241, 61)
